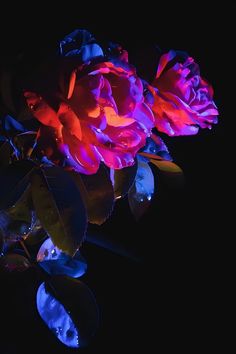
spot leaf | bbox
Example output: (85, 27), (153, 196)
(0, 139), (14, 168)
(70, 165), (114, 225)
(0, 115), (25, 136)
(38, 276), (99, 347)
(13, 131), (37, 159)
(113, 161), (138, 199)
(150, 159), (185, 188)
(7, 185), (33, 223)
(37, 237), (87, 278)
(141, 134), (172, 161)
(128, 158), (154, 220)
(36, 282), (80, 348)
(0, 160), (36, 210)
(31, 166), (87, 256)
(0, 254), (31, 272)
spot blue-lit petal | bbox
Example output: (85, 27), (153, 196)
(37, 238), (87, 278)
(66, 43), (103, 61)
(36, 282), (79, 348)
(59, 29), (104, 60)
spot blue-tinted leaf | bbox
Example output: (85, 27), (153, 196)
(59, 29), (103, 60)
(66, 44), (104, 61)
(36, 282), (79, 348)
(48, 276), (99, 347)
(128, 158), (154, 219)
(141, 134), (172, 161)
(37, 277), (99, 348)
(37, 238), (87, 278)
(0, 115), (25, 136)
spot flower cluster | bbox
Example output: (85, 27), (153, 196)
(22, 30), (218, 175)
(0, 29), (218, 349)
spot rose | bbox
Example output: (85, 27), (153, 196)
(24, 60), (154, 174)
(145, 50), (218, 136)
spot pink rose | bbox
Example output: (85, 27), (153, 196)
(145, 50), (218, 136)
(24, 61), (154, 174)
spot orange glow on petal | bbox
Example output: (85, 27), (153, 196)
(88, 106), (101, 118)
(104, 107), (135, 127)
(67, 70), (76, 99)
(58, 103), (82, 140)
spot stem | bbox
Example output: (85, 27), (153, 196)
(20, 240), (32, 260)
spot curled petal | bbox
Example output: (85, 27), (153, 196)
(146, 51), (219, 136)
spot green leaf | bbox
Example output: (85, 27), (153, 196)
(31, 166), (87, 256)
(113, 161), (137, 199)
(45, 276), (99, 347)
(7, 185), (33, 223)
(0, 139), (14, 168)
(0, 160), (36, 210)
(128, 159), (154, 220)
(71, 165), (114, 225)
(150, 159), (185, 188)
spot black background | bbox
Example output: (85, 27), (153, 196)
(0, 3), (230, 353)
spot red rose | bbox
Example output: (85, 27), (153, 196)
(24, 61), (154, 174)
(145, 50), (218, 136)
